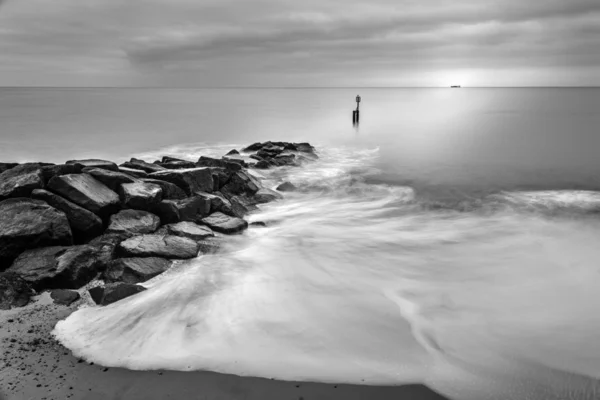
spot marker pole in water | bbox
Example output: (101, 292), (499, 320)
(353, 95), (361, 125)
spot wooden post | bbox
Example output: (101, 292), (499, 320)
(353, 95), (361, 125)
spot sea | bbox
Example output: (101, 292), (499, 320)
(3, 87), (600, 399)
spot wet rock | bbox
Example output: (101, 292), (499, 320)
(47, 173), (120, 219)
(197, 237), (226, 254)
(118, 167), (149, 178)
(149, 168), (214, 195)
(194, 191), (232, 214)
(89, 283), (146, 306)
(228, 195), (259, 217)
(257, 146), (284, 159)
(104, 257), (171, 284)
(201, 212), (248, 234)
(141, 178), (187, 200)
(154, 196), (211, 224)
(106, 209), (161, 236)
(83, 168), (138, 192)
(211, 169), (232, 191)
(31, 189), (104, 242)
(0, 163), (18, 174)
(221, 171), (261, 196)
(121, 158), (167, 174)
(65, 159), (119, 172)
(50, 289), (80, 306)
(253, 160), (271, 169)
(272, 153), (296, 166)
(161, 156), (187, 163)
(87, 233), (128, 271)
(242, 142), (264, 152)
(8, 245), (103, 290)
(196, 156), (242, 172)
(295, 142), (316, 153)
(250, 221), (267, 227)
(158, 160), (197, 170)
(156, 221), (214, 241)
(226, 149), (240, 155)
(0, 272), (32, 310)
(118, 181), (162, 210)
(276, 181), (297, 192)
(118, 235), (200, 259)
(0, 163), (45, 199)
(40, 164), (82, 184)
(0, 198), (72, 270)
(253, 188), (284, 204)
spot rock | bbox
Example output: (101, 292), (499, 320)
(118, 167), (149, 178)
(295, 142), (316, 153)
(87, 233), (128, 271)
(226, 149), (240, 155)
(104, 257), (171, 284)
(201, 212), (248, 234)
(157, 222), (214, 241)
(253, 188), (284, 204)
(253, 160), (271, 169)
(161, 156), (187, 163)
(31, 189), (104, 242)
(0, 272), (32, 310)
(197, 237), (225, 254)
(276, 181), (297, 192)
(66, 159), (118, 172)
(0, 163), (18, 174)
(250, 221), (267, 227)
(228, 195), (259, 217)
(106, 209), (161, 237)
(257, 147), (284, 159)
(149, 168), (214, 195)
(242, 142), (264, 152)
(50, 289), (80, 306)
(194, 191), (232, 214)
(154, 196), (211, 224)
(40, 164), (82, 184)
(47, 173), (121, 219)
(0, 163), (45, 199)
(0, 198), (73, 270)
(142, 179), (187, 200)
(158, 160), (197, 170)
(89, 283), (146, 306)
(272, 153), (296, 166)
(118, 235), (200, 259)
(211, 169), (232, 191)
(8, 245), (103, 290)
(221, 171), (261, 196)
(119, 181), (162, 210)
(83, 168), (138, 192)
(196, 156), (242, 172)
(249, 154), (264, 161)
(121, 158), (167, 174)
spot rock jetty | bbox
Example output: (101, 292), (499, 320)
(0, 141), (315, 308)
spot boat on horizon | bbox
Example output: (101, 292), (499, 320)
(451, 85), (461, 88)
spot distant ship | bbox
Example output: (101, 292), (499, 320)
(451, 85), (461, 88)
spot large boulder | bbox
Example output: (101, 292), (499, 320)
(0, 272), (32, 310)
(272, 153), (297, 166)
(228, 195), (259, 217)
(118, 235), (200, 259)
(196, 156), (242, 172)
(149, 168), (214, 195)
(0, 198), (72, 270)
(105, 257), (172, 284)
(0, 163), (18, 174)
(40, 164), (82, 184)
(89, 283), (146, 306)
(157, 221), (214, 241)
(158, 160), (197, 170)
(65, 159), (118, 172)
(141, 179), (186, 200)
(253, 188), (284, 204)
(242, 142), (264, 152)
(106, 210), (161, 236)
(194, 191), (232, 214)
(201, 212), (248, 234)
(121, 158), (167, 174)
(8, 245), (103, 290)
(83, 168), (138, 192)
(47, 173), (120, 219)
(276, 181), (297, 192)
(220, 171), (261, 197)
(87, 233), (128, 271)
(119, 181), (162, 210)
(31, 189), (104, 242)
(0, 163), (45, 199)
(154, 196), (211, 224)
(118, 167), (148, 178)
(50, 289), (80, 306)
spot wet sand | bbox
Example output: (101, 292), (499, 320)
(0, 295), (449, 400)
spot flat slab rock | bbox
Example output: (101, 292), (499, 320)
(154, 196), (211, 225)
(201, 212), (248, 234)
(105, 257), (172, 284)
(50, 289), (80, 306)
(141, 179), (186, 200)
(0, 163), (45, 199)
(107, 209), (161, 237)
(157, 221), (214, 241)
(0, 198), (73, 270)
(89, 283), (146, 306)
(119, 181), (163, 210)
(118, 235), (200, 259)
(66, 159), (118, 172)
(149, 168), (214, 195)
(0, 272), (32, 310)
(83, 168), (138, 192)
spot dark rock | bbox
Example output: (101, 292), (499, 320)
(8, 245), (103, 290)
(276, 181), (297, 192)
(201, 212), (248, 234)
(221, 171), (261, 196)
(118, 235), (200, 259)
(242, 142), (264, 152)
(0, 198), (72, 270)
(253, 160), (271, 169)
(249, 154), (264, 161)
(107, 210), (161, 236)
(121, 158), (168, 174)
(0, 163), (45, 199)
(87, 233), (128, 271)
(0, 272), (32, 310)
(40, 164), (82, 184)
(118, 167), (149, 178)
(149, 168), (214, 195)
(295, 142), (316, 153)
(211, 169), (232, 191)
(257, 147), (284, 159)
(250, 221), (267, 227)
(83, 168), (138, 192)
(196, 156), (242, 172)
(157, 222), (214, 241)
(254, 188), (284, 204)
(228, 195), (259, 217)
(272, 154), (296, 166)
(141, 179), (187, 200)
(194, 191), (232, 214)
(161, 156), (187, 163)
(119, 181), (162, 210)
(197, 237), (226, 254)
(47, 173), (120, 219)
(104, 257), (171, 284)
(154, 196), (211, 224)
(226, 149), (240, 155)
(66, 159), (118, 172)
(50, 289), (80, 306)
(89, 283), (146, 306)
(31, 189), (104, 242)
(158, 160), (197, 170)
(0, 163), (18, 174)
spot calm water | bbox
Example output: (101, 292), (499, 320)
(5, 88), (600, 399)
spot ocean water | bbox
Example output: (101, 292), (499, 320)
(4, 88), (600, 399)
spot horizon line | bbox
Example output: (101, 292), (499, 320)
(1, 85), (599, 89)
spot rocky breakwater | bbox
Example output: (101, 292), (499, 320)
(0, 142), (316, 309)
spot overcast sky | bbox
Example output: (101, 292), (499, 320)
(0, 0), (598, 87)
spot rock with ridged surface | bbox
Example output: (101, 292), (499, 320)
(83, 168), (138, 192)
(87, 233), (128, 271)
(118, 167), (149, 178)
(0, 272), (32, 310)
(118, 235), (200, 259)
(141, 178), (187, 200)
(194, 191), (232, 214)
(47, 173), (120, 219)
(50, 289), (80, 306)
(196, 156), (242, 172)
(106, 210), (161, 237)
(0, 198), (73, 270)
(118, 181), (162, 210)
(31, 189), (103, 242)
(154, 196), (211, 224)
(89, 283), (146, 306)
(201, 212), (248, 234)
(221, 171), (261, 196)
(104, 257), (172, 284)
(0, 163), (18, 174)
(0, 163), (45, 200)
(65, 159), (118, 172)
(149, 168), (214, 195)
(121, 158), (167, 174)
(156, 221), (214, 241)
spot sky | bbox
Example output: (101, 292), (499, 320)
(0, 0), (599, 87)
